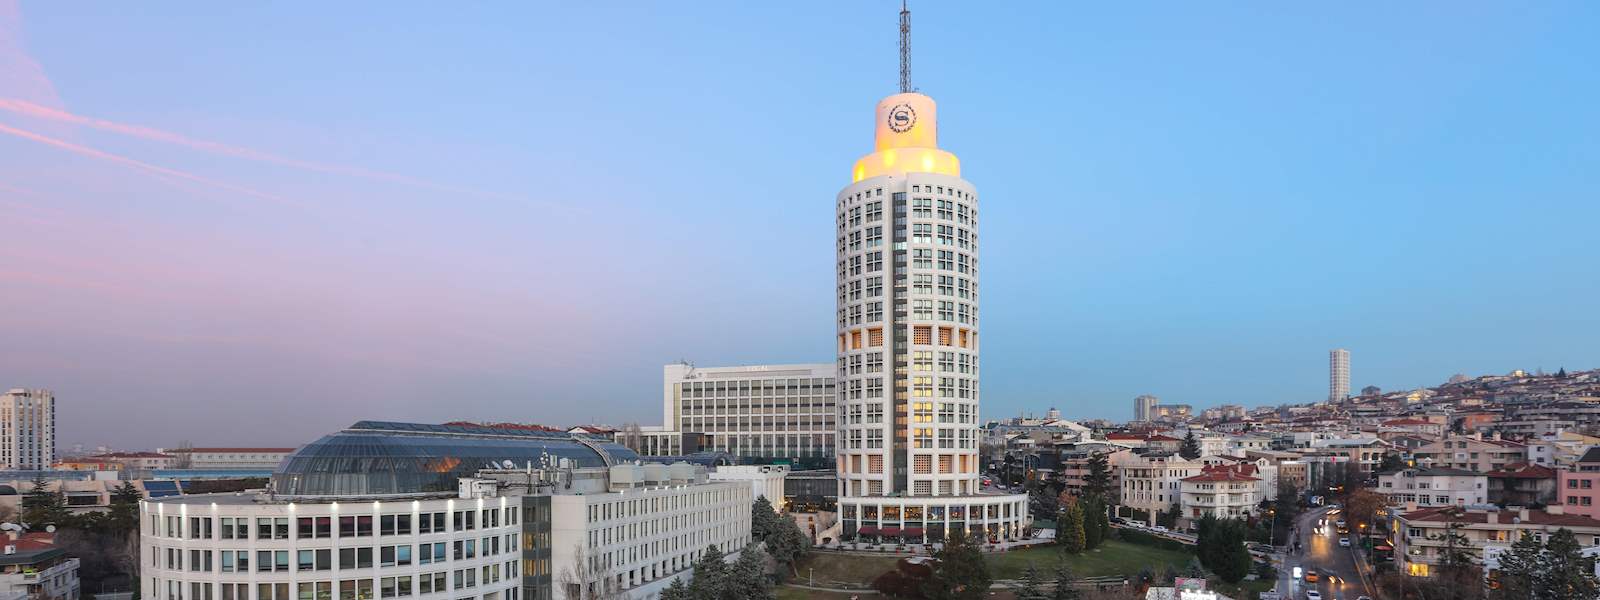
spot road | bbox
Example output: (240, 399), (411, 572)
(1277, 506), (1376, 600)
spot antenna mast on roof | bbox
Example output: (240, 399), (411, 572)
(899, 0), (912, 93)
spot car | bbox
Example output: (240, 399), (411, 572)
(1335, 519), (1347, 528)
(1339, 537), (1352, 547)
(1356, 596), (1373, 600)
(1337, 526), (1350, 535)
(1152, 525), (1170, 533)
(1110, 517), (1127, 525)
(1304, 569), (1319, 583)
(1305, 591), (1322, 600)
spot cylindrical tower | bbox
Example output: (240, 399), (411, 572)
(836, 92), (981, 499)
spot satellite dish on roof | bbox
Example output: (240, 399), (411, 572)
(502, 460), (515, 469)
(45, 525), (55, 533)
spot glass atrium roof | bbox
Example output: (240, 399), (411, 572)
(271, 421), (639, 498)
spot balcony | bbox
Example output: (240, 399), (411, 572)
(17, 557), (78, 583)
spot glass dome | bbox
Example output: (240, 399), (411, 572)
(271, 421), (639, 498)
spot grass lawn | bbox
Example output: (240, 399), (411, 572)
(794, 552), (903, 588)
(1208, 577), (1275, 600)
(776, 586), (877, 599)
(988, 539), (1193, 579)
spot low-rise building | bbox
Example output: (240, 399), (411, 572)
(0, 531), (79, 600)
(1115, 453), (1206, 524)
(1180, 465), (1260, 521)
(163, 447), (296, 470)
(1395, 505), (1600, 577)
(1412, 435), (1527, 473)
(1486, 463), (1558, 506)
(1559, 448), (1600, 520)
(1376, 468), (1487, 508)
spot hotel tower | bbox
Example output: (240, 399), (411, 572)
(832, 3), (1028, 544)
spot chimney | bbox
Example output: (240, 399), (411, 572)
(1405, 501), (1418, 513)
(1519, 507), (1531, 522)
(1487, 511), (1498, 525)
(1547, 504), (1565, 516)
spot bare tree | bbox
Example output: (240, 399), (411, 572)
(558, 544), (628, 600)
(619, 423), (644, 453)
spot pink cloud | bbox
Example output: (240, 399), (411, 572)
(0, 1), (64, 113)
(0, 97), (513, 201)
(0, 121), (297, 206)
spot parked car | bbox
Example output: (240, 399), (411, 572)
(1152, 525), (1170, 533)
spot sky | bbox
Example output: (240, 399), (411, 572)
(2, 2), (1597, 451)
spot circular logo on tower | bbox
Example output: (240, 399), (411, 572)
(887, 103), (917, 133)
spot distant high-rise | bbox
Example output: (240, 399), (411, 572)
(1329, 349), (1350, 402)
(1134, 394), (1160, 422)
(0, 388), (55, 470)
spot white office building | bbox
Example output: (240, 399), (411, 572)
(0, 388), (55, 470)
(627, 363), (835, 464)
(831, 22), (1028, 544)
(1329, 349), (1350, 402)
(141, 421), (755, 600)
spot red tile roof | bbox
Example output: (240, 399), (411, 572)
(1183, 470), (1259, 483)
(1382, 418), (1435, 426)
(1486, 463), (1558, 479)
(1401, 506), (1600, 528)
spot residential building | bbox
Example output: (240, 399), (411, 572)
(141, 421), (756, 600)
(1115, 453), (1207, 523)
(631, 363), (835, 466)
(1395, 505), (1600, 577)
(1526, 431), (1600, 467)
(832, 79), (1028, 544)
(1558, 447), (1600, 519)
(1379, 418), (1445, 438)
(1180, 465), (1260, 521)
(0, 389), (55, 470)
(1330, 349), (1350, 402)
(0, 531), (79, 600)
(1485, 463), (1558, 506)
(1135, 395), (1159, 422)
(1376, 468), (1487, 507)
(1411, 434), (1526, 473)
(56, 451), (175, 472)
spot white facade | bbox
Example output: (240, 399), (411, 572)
(1329, 349), (1350, 402)
(0, 546), (78, 600)
(1377, 468), (1488, 507)
(141, 494), (523, 600)
(546, 479), (750, 600)
(1115, 453), (1207, 523)
(1180, 471), (1260, 520)
(164, 448), (296, 470)
(708, 465), (788, 508)
(833, 90), (1026, 542)
(642, 363), (835, 462)
(0, 389), (55, 470)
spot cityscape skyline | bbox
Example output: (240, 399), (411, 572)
(4, 2), (1600, 450)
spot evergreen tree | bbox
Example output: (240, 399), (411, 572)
(1083, 452), (1112, 499)
(658, 578), (690, 600)
(1081, 496), (1104, 549)
(106, 480), (142, 533)
(724, 546), (774, 600)
(1051, 564), (1080, 600)
(686, 545), (727, 599)
(1194, 514), (1220, 571)
(922, 530), (991, 600)
(1212, 519), (1253, 583)
(1014, 563), (1047, 600)
(1161, 564), (1179, 584)
(1429, 508), (1475, 573)
(767, 515), (811, 579)
(20, 473), (67, 529)
(1377, 452), (1406, 473)
(1179, 431), (1202, 460)
(750, 496), (779, 543)
(1058, 501), (1085, 554)
(1494, 530), (1542, 600)
(1539, 528), (1599, 600)
(1184, 557), (1207, 578)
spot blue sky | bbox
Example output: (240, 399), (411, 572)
(2, 2), (1596, 449)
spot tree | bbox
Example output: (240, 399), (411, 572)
(1179, 431), (1201, 460)
(1051, 564), (1080, 600)
(105, 480), (142, 533)
(767, 514), (810, 579)
(751, 496), (780, 543)
(1156, 502), (1180, 529)
(1377, 452), (1406, 473)
(687, 545), (728, 599)
(658, 578), (691, 600)
(558, 544), (624, 600)
(1493, 530), (1542, 600)
(1082, 452), (1113, 500)
(1194, 514), (1220, 571)
(1080, 496), (1105, 550)
(1211, 519), (1253, 583)
(20, 473), (68, 529)
(923, 529), (991, 600)
(1058, 501), (1085, 554)
(1184, 557), (1206, 578)
(1539, 528), (1599, 600)
(1429, 508), (1474, 572)
(724, 546), (774, 600)
(1272, 480), (1303, 547)
(1014, 563), (1047, 600)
